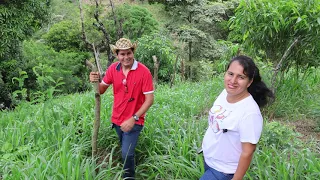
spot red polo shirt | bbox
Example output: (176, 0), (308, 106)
(101, 60), (154, 126)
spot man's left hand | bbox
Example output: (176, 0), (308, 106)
(120, 117), (135, 132)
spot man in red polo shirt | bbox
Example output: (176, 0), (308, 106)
(89, 38), (154, 179)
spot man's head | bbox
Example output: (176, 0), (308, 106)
(110, 38), (137, 68)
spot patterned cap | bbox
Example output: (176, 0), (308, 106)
(110, 38), (137, 55)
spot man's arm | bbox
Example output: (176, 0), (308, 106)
(134, 93), (154, 118)
(99, 82), (109, 94)
(232, 142), (256, 180)
(120, 93), (154, 132)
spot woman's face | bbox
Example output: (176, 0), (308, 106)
(224, 61), (252, 98)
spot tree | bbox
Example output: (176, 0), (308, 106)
(0, 0), (50, 58)
(164, 0), (238, 79)
(79, 1), (159, 67)
(135, 32), (176, 82)
(0, 0), (51, 108)
(43, 20), (84, 52)
(228, 0), (320, 90)
(112, 4), (159, 41)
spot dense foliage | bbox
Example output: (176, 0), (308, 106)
(1, 0), (320, 178)
(229, 0), (320, 70)
(135, 32), (176, 82)
(0, 0), (50, 58)
(0, 0), (51, 108)
(113, 4), (159, 41)
(162, 0), (239, 79)
(43, 20), (84, 52)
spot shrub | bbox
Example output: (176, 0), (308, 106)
(260, 121), (302, 150)
(135, 32), (176, 82)
(43, 20), (84, 52)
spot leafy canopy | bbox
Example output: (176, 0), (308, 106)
(109, 4), (159, 41)
(0, 0), (51, 108)
(229, 0), (320, 70)
(0, 0), (51, 59)
(43, 20), (84, 52)
(135, 32), (176, 82)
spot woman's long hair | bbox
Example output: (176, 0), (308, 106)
(226, 55), (274, 107)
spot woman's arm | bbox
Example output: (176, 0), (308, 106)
(232, 142), (256, 180)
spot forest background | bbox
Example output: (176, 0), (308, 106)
(0, 0), (319, 179)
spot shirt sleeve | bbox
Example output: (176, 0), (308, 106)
(142, 69), (154, 94)
(102, 65), (113, 85)
(239, 113), (263, 144)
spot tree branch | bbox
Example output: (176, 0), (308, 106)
(79, 0), (92, 50)
(271, 37), (300, 93)
(109, 0), (123, 39)
(93, 0), (115, 66)
(152, 55), (159, 87)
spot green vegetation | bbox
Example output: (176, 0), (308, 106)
(1, 0), (320, 179)
(1, 77), (319, 179)
(229, 0), (320, 71)
(43, 20), (84, 52)
(135, 32), (176, 82)
(267, 67), (320, 119)
(0, 0), (51, 108)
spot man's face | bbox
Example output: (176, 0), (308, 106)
(117, 49), (134, 69)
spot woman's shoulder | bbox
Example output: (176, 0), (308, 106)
(240, 96), (261, 113)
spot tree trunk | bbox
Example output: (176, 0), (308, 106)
(181, 58), (185, 81)
(271, 37), (299, 93)
(152, 55), (159, 87)
(170, 55), (179, 88)
(188, 42), (192, 79)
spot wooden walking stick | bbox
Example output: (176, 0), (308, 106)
(86, 60), (102, 157)
(80, 0), (117, 157)
(80, 0), (105, 157)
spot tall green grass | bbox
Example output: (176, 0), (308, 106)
(1, 71), (319, 179)
(267, 67), (320, 120)
(0, 92), (121, 179)
(0, 80), (222, 179)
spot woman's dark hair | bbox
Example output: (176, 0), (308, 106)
(226, 55), (274, 107)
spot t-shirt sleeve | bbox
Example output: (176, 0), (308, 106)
(142, 69), (154, 94)
(239, 113), (263, 144)
(102, 65), (113, 85)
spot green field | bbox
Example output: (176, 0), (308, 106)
(1, 73), (319, 179)
(1, 0), (320, 179)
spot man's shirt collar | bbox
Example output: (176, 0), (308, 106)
(116, 60), (138, 71)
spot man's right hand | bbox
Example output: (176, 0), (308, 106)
(89, 72), (100, 83)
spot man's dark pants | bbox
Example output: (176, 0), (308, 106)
(114, 124), (143, 179)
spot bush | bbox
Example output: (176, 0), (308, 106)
(135, 32), (176, 82)
(260, 121), (302, 150)
(43, 20), (84, 52)
(22, 40), (91, 95)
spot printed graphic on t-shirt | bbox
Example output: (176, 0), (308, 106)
(208, 105), (232, 133)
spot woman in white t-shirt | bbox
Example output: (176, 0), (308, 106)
(200, 55), (274, 180)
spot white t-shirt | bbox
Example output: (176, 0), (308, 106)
(202, 89), (263, 174)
